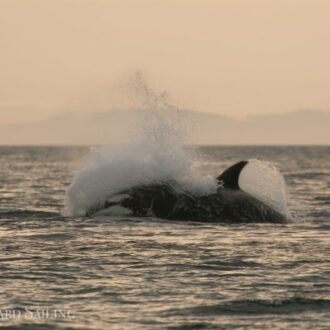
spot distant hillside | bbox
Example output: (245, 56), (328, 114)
(0, 109), (329, 145)
(195, 110), (330, 145)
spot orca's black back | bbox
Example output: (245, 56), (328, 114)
(118, 183), (287, 223)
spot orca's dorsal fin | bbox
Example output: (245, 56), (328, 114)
(217, 161), (248, 189)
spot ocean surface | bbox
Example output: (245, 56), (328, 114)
(0, 145), (329, 329)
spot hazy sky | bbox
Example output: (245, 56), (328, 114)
(1, 0), (330, 125)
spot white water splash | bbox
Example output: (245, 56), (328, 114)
(239, 159), (294, 222)
(65, 74), (216, 216)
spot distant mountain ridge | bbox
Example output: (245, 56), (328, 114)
(0, 109), (329, 145)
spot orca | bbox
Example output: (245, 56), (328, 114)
(86, 160), (292, 223)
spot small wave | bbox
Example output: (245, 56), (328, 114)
(168, 323), (213, 330)
(287, 172), (329, 180)
(314, 196), (330, 205)
(25, 233), (74, 241)
(309, 210), (330, 217)
(0, 324), (59, 330)
(315, 224), (330, 230)
(0, 210), (62, 220)
(162, 297), (330, 317)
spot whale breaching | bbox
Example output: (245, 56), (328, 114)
(85, 159), (293, 223)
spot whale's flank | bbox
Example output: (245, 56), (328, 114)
(87, 160), (292, 223)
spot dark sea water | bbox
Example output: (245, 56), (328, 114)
(0, 146), (329, 329)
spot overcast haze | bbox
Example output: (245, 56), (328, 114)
(1, 0), (330, 143)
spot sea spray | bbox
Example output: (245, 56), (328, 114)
(65, 74), (217, 216)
